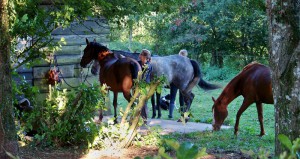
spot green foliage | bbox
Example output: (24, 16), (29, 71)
(12, 71), (39, 106)
(109, 40), (154, 53)
(144, 0), (268, 66)
(162, 139), (207, 159)
(92, 119), (130, 149)
(202, 65), (240, 81)
(135, 139), (207, 159)
(134, 126), (162, 146)
(22, 84), (102, 147)
(241, 148), (271, 159)
(8, 0), (188, 69)
(240, 135), (300, 159)
(278, 134), (300, 159)
(91, 121), (162, 149)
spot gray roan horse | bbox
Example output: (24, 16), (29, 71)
(92, 48), (220, 120)
(80, 39), (141, 122)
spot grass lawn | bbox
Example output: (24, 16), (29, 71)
(110, 79), (275, 156)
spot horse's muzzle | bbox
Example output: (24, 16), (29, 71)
(212, 124), (221, 131)
(80, 61), (87, 68)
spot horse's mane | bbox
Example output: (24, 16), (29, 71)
(112, 50), (140, 60)
(242, 61), (259, 71)
(90, 42), (110, 53)
(216, 61), (263, 103)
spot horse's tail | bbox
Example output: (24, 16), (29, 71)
(198, 78), (221, 90)
(183, 60), (201, 93)
(196, 61), (221, 91)
(130, 60), (141, 80)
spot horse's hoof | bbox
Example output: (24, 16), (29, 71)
(177, 117), (189, 122)
(258, 132), (265, 137)
(113, 119), (118, 124)
(234, 131), (238, 136)
(185, 117), (189, 123)
(157, 115), (161, 119)
(151, 115), (156, 119)
(95, 120), (102, 124)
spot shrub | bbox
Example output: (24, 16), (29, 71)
(202, 66), (239, 81)
(22, 83), (103, 147)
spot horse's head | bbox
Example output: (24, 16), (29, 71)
(211, 97), (228, 131)
(80, 38), (112, 68)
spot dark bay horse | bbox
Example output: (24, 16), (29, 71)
(212, 62), (274, 136)
(92, 50), (220, 119)
(80, 39), (141, 122)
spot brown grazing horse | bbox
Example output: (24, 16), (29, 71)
(212, 62), (274, 136)
(80, 39), (141, 122)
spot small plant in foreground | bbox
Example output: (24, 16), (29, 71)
(135, 139), (207, 159)
(241, 148), (270, 159)
(278, 134), (300, 159)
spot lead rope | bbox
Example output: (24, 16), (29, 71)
(53, 55), (94, 89)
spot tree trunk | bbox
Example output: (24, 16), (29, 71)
(210, 49), (223, 68)
(128, 24), (133, 51)
(210, 49), (217, 67)
(0, 0), (19, 158)
(217, 51), (223, 68)
(267, 0), (300, 156)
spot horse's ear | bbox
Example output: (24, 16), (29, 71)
(93, 39), (96, 42)
(86, 38), (89, 45)
(212, 97), (216, 103)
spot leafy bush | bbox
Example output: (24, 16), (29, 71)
(108, 40), (154, 54)
(278, 134), (300, 159)
(202, 66), (239, 81)
(22, 84), (103, 147)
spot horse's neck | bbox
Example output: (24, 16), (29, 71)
(218, 78), (241, 106)
(99, 56), (118, 70)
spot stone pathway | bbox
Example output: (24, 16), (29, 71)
(100, 116), (231, 135)
(139, 118), (231, 135)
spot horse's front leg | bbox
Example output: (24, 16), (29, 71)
(256, 102), (265, 136)
(235, 99), (252, 135)
(113, 92), (118, 123)
(156, 92), (161, 118)
(98, 109), (103, 123)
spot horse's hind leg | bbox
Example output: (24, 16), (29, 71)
(235, 99), (252, 135)
(256, 102), (265, 136)
(168, 84), (178, 119)
(113, 92), (119, 123)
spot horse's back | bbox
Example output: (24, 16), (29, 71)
(151, 55), (194, 89)
(240, 62), (273, 104)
